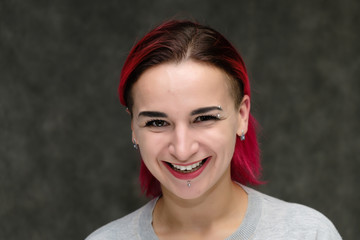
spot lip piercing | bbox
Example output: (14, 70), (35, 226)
(187, 181), (191, 187)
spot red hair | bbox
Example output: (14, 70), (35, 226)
(118, 20), (262, 197)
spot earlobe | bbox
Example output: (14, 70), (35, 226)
(132, 137), (139, 149)
(131, 130), (139, 149)
(125, 107), (131, 115)
(130, 119), (136, 143)
(131, 131), (135, 141)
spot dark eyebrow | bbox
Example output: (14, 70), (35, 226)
(191, 106), (223, 115)
(138, 111), (168, 118)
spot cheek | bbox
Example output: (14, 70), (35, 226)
(220, 121), (238, 153)
(136, 131), (167, 158)
(199, 125), (237, 155)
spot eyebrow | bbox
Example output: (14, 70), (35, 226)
(138, 111), (168, 118)
(138, 106), (222, 118)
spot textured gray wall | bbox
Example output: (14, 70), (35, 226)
(1, 0), (359, 239)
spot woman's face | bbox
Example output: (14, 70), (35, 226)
(131, 60), (250, 199)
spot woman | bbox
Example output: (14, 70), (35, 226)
(86, 20), (341, 239)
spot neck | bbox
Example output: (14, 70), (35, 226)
(152, 168), (248, 236)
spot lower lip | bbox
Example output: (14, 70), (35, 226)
(164, 158), (211, 180)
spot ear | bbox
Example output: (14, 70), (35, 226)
(130, 118), (137, 144)
(128, 108), (137, 143)
(236, 95), (251, 136)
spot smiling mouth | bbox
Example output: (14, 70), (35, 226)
(167, 158), (208, 174)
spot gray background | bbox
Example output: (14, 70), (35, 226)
(1, 0), (359, 239)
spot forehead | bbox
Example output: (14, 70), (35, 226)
(131, 60), (234, 113)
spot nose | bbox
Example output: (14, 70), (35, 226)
(168, 124), (199, 161)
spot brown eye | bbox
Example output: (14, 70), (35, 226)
(194, 115), (220, 123)
(145, 119), (169, 127)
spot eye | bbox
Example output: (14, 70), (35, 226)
(194, 114), (220, 123)
(145, 119), (169, 127)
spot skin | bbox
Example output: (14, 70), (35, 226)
(130, 60), (251, 239)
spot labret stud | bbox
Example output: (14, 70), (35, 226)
(187, 180), (191, 188)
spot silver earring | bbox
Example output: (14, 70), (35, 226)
(187, 180), (191, 187)
(240, 130), (245, 141)
(133, 138), (138, 149)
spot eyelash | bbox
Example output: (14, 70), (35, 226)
(145, 119), (169, 128)
(194, 114), (221, 122)
(144, 114), (221, 128)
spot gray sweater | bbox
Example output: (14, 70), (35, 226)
(86, 186), (342, 239)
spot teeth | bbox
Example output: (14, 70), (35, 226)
(171, 160), (203, 172)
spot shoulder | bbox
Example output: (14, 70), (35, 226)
(85, 199), (156, 240)
(85, 208), (142, 240)
(245, 187), (342, 239)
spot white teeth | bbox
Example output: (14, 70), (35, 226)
(171, 161), (202, 171)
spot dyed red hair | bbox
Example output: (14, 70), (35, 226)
(118, 20), (261, 197)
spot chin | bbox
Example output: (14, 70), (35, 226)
(161, 181), (212, 201)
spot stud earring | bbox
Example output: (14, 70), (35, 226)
(240, 130), (245, 141)
(133, 138), (138, 149)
